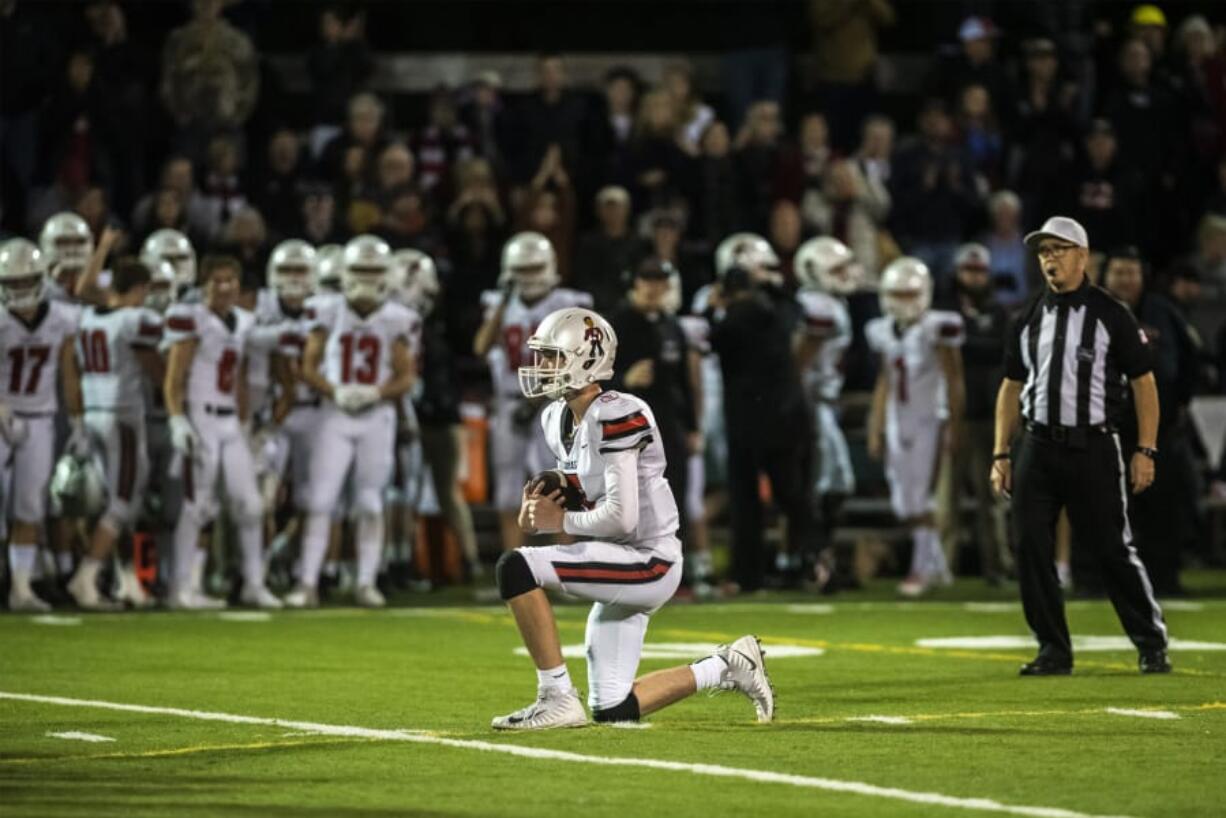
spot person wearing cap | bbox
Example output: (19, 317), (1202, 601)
(936, 243), (1012, 585)
(574, 186), (641, 314)
(1063, 118), (1144, 254)
(608, 259), (699, 544)
(991, 215), (1170, 676)
(1129, 5), (1169, 65)
(930, 16), (1009, 113)
(1101, 246), (1201, 596)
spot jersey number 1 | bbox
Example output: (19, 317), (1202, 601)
(7, 346), (51, 395)
(893, 356), (909, 404)
(340, 333), (380, 384)
(79, 330), (110, 374)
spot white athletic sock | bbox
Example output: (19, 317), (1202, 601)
(537, 664), (572, 693)
(8, 543), (37, 586)
(77, 555), (103, 585)
(924, 528), (949, 577)
(238, 521), (265, 588)
(55, 550), (74, 576)
(298, 513), (331, 589)
(908, 528), (927, 576)
(171, 516), (198, 594)
(356, 514), (385, 588)
(690, 654), (729, 691)
(190, 546), (207, 593)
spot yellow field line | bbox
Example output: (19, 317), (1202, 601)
(771, 700), (1226, 727)
(0, 736), (373, 765)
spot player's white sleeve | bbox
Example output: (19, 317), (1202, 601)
(927, 311), (966, 348)
(562, 450), (639, 539)
(864, 317), (888, 353)
(162, 305), (197, 346)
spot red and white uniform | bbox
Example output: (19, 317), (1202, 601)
(0, 301), (80, 522)
(164, 302), (270, 528)
(78, 305), (163, 527)
(866, 310), (965, 517)
(480, 287), (592, 510)
(261, 293), (323, 510)
(796, 289), (855, 496)
(517, 390), (682, 712)
(303, 297), (417, 516)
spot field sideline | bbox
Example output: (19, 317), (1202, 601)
(3, 575), (1225, 818)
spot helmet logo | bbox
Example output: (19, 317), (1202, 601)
(582, 317), (605, 370)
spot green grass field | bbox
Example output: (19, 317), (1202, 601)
(3, 575), (1225, 818)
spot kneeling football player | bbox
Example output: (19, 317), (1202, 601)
(493, 307), (774, 729)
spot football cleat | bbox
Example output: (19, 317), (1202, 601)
(715, 635), (775, 723)
(8, 584), (52, 613)
(354, 585), (386, 608)
(66, 572), (121, 612)
(491, 686), (588, 731)
(239, 583), (284, 609)
(113, 565), (154, 609)
(283, 585), (319, 609)
(168, 589), (227, 611)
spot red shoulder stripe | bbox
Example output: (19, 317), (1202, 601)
(138, 322), (163, 337)
(601, 411), (648, 440)
(167, 316), (195, 332)
(939, 323), (963, 338)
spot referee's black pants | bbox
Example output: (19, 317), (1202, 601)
(1012, 431), (1168, 661)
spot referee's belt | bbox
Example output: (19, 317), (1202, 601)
(1024, 420), (1113, 447)
(193, 404), (236, 417)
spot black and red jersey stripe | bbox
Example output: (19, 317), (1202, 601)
(167, 315), (195, 333)
(600, 411), (650, 442)
(551, 557), (674, 585)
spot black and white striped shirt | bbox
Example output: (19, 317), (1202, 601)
(1003, 279), (1152, 428)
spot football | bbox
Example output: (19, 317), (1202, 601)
(527, 469), (587, 511)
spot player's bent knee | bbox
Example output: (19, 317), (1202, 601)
(592, 692), (640, 724)
(352, 489), (384, 517)
(495, 550), (537, 601)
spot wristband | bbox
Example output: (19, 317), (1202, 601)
(992, 453), (1011, 462)
(1136, 446), (1158, 460)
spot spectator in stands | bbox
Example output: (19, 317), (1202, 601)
(806, 0), (895, 152)
(931, 16), (1009, 114)
(626, 89), (694, 213)
(1, 0), (59, 232)
(336, 142), (378, 234)
(160, 0), (259, 162)
(641, 207), (695, 302)
(804, 159), (889, 283)
(854, 114), (894, 190)
(574, 186), (641, 314)
(769, 200), (802, 283)
(447, 157), (505, 230)
(935, 243), (1011, 584)
(516, 145), (575, 281)
(663, 60), (715, 156)
(734, 100), (785, 233)
(1170, 16), (1219, 194)
(319, 92), (390, 188)
(74, 184), (125, 249)
(775, 112), (832, 206)
(375, 142), (416, 210)
(300, 182), (342, 245)
(694, 121), (739, 245)
(1129, 4), (1172, 80)
(583, 65), (641, 193)
(132, 155), (216, 242)
(380, 186), (439, 254)
(249, 127), (306, 239)
(460, 71), (510, 178)
(306, 4), (374, 157)
(39, 49), (121, 211)
(1192, 214), (1226, 292)
(133, 188), (191, 247)
(413, 87), (474, 200)
(444, 174), (505, 354)
(979, 190), (1029, 308)
(719, 2), (789, 130)
(511, 53), (585, 185)
(200, 135), (247, 234)
(1006, 37), (1079, 226)
(218, 205), (269, 292)
(955, 83), (1002, 190)
(1063, 118), (1144, 256)
(889, 98), (980, 282)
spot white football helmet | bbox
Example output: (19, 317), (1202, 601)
(0, 238), (48, 311)
(316, 244), (344, 291)
(141, 228), (196, 290)
(267, 239), (318, 300)
(392, 248), (440, 315)
(879, 256), (932, 325)
(714, 232), (777, 279)
(49, 452), (108, 518)
(518, 307), (618, 400)
(501, 231), (558, 301)
(144, 259), (177, 313)
(795, 236), (860, 295)
(39, 212), (94, 276)
(341, 234), (392, 304)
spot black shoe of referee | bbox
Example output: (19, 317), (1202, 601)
(1138, 650), (1172, 674)
(1019, 653), (1073, 676)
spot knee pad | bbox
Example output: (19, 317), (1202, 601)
(352, 487), (383, 517)
(592, 692), (640, 724)
(495, 550), (537, 601)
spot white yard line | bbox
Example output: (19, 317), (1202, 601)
(1103, 708), (1180, 721)
(846, 716), (913, 725)
(0, 690), (1137, 818)
(46, 731), (115, 743)
(30, 615), (82, 626)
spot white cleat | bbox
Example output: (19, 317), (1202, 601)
(239, 583), (283, 609)
(716, 635), (775, 723)
(167, 589), (227, 611)
(8, 585), (52, 612)
(491, 687), (588, 730)
(114, 567), (155, 609)
(896, 574), (929, 598)
(354, 585), (386, 608)
(283, 585), (319, 609)
(67, 572), (121, 612)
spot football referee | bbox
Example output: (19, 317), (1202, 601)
(990, 216), (1170, 676)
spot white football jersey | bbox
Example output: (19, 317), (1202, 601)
(541, 390), (679, 551)
(866, 310), (965, 430)
(796, 290), (853, 403)
(164, 303), (268, 410)
(480, 288), (593, 397)
(678, 315), (710, 355)
(249, 288), (319, 406)
(309, 297), (417, 390)
(78, 305), (163, 412)
(0, 301), (81, 413)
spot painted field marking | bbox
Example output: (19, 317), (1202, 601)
(5, 736), (369, 765)
(515, 642), (824, 661)
(773, 701), (1226, 728)
(46, 731), (115, 743)
(915, 636), (1226, 652)
(30, 615), (82, 626)
(847, 716), (913, 725)
(217, 612), (272, 623)
(0, 690), (1141, 818)
(785, 604), (835, 615)
(1104, 708), (1180, 720)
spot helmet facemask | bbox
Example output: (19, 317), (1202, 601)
(513, 263), (554, 301)
(273, 264), (314, 300)
(343, 264), (389, 306)
(518, 346), (572, 400)
(882, 288), (926, 325)
(1, 272), (46, 310)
